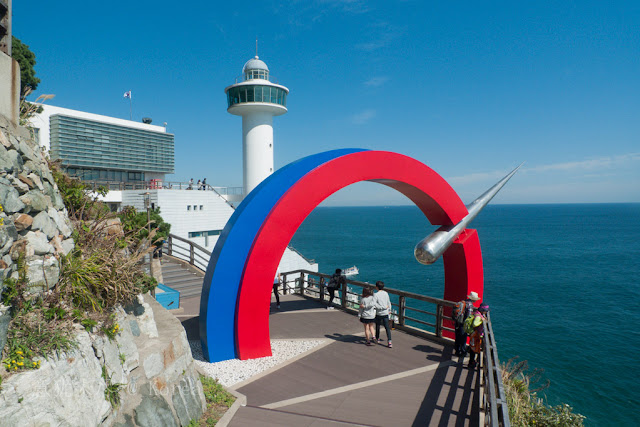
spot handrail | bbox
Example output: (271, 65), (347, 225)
(81, 179), (242, 194)
(164, 233), (211, 272)
(279, 268), (456, 343)
(481, 313), (511, 427)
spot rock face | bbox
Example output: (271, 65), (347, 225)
(0, 296), (206, 426)
(0, 115), (74, 295)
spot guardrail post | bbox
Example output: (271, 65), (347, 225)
(319, 280), (325, 303)
(399, 296), (406, 326)
(282, 274), (287, 295)
(435, 304), (443, 338)
(189, 244), (195, 266)
(341, 282), (347, 310)
(167, 236), (173, 256)
(298, 272), (305, 295)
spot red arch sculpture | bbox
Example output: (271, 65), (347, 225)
(235, 151), (483, 359)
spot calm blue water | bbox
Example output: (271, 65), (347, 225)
(289, 204), (640, 426)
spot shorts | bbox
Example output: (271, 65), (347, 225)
(360, 317), (375, 324)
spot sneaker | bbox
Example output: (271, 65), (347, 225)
(327, 306), (334, 310)
(277, 305), (281, 310)
(366, 341), (373, 346)
(388, 341), (393, 348)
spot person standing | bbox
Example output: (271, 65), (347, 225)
(454, 291), (479, 357)
(188, 178), (194, 190)
(468, 303), (489, 369)
(326, 268), (345, 310)
(202, 178), (207, 190)
(359, 287), (377, 345)
(197, 179), (202, 190)
(273, 268), (281, 310)
(373, 281), (393, 348)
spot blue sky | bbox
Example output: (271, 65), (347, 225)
(14, 1), (639, 205)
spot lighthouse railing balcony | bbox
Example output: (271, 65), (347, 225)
(233, 73), (280, 85)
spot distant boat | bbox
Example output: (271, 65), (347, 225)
(343, 266), (359, 276)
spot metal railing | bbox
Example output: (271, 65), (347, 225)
(279, 269), (457, 342)
(164, 233), (211, 272)
(83, 179), (243, 194)
(481, 312), (511, 427)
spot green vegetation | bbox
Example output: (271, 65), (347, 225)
(189, 376), (236, 426)
(118, 205), (171, 248)
(502, 358), (585, 426)
(102, 365), (123, 408)
(1, 162), (163, 408)
(11, 36), (40, 94)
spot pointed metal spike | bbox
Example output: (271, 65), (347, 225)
(414, 164), (523, 265)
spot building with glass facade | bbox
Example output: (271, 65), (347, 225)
(32, 105), (174, 184)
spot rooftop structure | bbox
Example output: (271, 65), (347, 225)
(225, 56), (289, 196)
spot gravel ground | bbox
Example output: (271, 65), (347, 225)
(189, 339), (326, 387)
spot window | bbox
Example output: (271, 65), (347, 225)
(193, 205), (197, 211)
(187, 206), (191, 211)
(199, 205), (203, 210)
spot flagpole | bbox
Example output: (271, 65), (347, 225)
(129, 96), (132, 120)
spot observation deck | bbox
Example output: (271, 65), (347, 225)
(224, 56), (289, 116)
(164, 236), (509, 426)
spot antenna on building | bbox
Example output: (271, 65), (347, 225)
(255, 38), (258, 57)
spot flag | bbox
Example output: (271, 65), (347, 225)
(123, 91), (132, 99)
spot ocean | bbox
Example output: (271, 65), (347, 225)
(289, 203), (640, 426)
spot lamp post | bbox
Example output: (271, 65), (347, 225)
(142, 192), (155, 297)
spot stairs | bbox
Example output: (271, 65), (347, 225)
(160, 257), (205, 299)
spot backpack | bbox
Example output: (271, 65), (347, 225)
(463, 315), (476, 335)
(328, 274), (339, 288)
(452, 300), (466, 324)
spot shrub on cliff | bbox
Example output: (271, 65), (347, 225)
(502, 358), (585, 426)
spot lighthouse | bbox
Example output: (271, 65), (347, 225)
(225, 56), (289, 196)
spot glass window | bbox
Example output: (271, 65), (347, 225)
(239, 88), (246, 103)
(247, 87), (254, 102)
(199, 205), (203, 210)
(255, 86), (262, 102)
(187, 206), (191, 211)
(193, 205), (197, 210)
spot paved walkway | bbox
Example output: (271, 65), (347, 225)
(176, 291), (481, 426)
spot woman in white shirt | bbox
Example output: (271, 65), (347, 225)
(358, 287), (376, 346)
(373, 281), (392, 348)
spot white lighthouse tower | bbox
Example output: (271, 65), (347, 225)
(225, 56), (289, 196)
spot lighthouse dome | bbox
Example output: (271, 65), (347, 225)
(243, 56), (269, 80)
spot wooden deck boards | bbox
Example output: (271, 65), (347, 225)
(177, 292), (480, 426)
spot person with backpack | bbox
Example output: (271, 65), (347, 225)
(467, 303), (489, 369)
(452, 291), (479, 357)
(273, 268), (281, 310)
(326, 268), (345, 310)
(358, 287), (377, 345)
(373, 281), (393, 348)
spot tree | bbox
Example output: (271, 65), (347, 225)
(11, 36), (40, 95)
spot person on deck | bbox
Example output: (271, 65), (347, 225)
(326, 268), (345, 310)
(468, 303), (489, 369)
(454, 291), (479, 357)
(273, 268), (281, 310)
(373, 281), (393, 348)
(358, 287), (376, 345)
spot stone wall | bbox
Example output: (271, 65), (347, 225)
(0, 114), (73, 295)
(0, 295), (206, 426)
